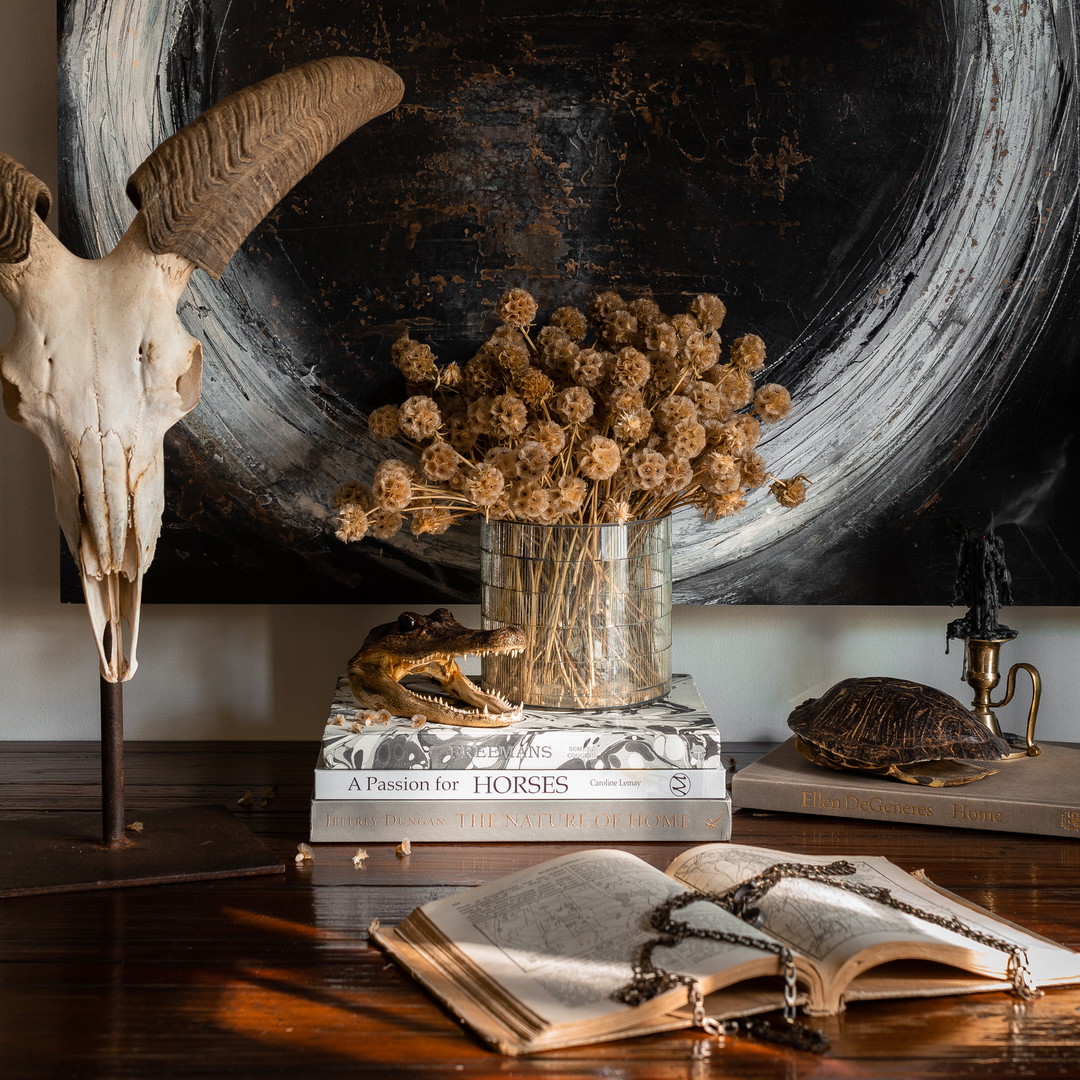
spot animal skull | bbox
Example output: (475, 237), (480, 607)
(0, 206), (200, 681)
(0, 57), (403, 681)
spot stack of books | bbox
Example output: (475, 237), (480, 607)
(309, 673), (731, 842)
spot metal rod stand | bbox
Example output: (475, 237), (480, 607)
(100, 674), (130, 849)
(0, 631), (283, 896)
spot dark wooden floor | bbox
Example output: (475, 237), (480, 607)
(2, 741), (1080, 1079)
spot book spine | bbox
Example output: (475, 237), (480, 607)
(731, 771), (1079, 840)
(320, 727), (721, 771)
(314, 766), (726, 801)
(310, 797), (732, 842)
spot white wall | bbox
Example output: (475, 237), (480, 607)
(1, 1), (1075, 743)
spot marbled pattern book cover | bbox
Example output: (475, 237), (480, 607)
(320, 673), (722, 771)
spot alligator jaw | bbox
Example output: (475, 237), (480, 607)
(347, 661), (524, 727)
(348, 646), (526, 727)
(430, 657), (523, 718)
(346, 610), (528, 727)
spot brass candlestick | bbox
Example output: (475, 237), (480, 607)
(961, 637), (1041, 759)
(947, 529), (1041, 760)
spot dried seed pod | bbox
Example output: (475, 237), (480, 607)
(769, 473), (812, 508)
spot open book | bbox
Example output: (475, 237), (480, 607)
(371, 843), (1080, 1055)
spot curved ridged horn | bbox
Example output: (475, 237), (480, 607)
(0, 152), (51, 264)
(126, 55), (404, 279)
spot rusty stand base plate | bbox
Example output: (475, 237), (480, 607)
(0, 805), (285, 897)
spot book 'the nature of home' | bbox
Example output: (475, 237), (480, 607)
(310, 796), (732, 842)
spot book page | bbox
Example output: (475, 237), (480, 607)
(406, 848), (785, 1028)
(665, 844), (1076, 984)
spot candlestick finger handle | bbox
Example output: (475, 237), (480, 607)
(989, 662), (1041, 757)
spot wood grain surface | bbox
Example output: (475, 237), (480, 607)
(2, 740), (1079, 1078)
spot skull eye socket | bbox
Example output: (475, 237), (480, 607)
(397, 613), (418, 633)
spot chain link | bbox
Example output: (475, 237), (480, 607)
(688, 982), (735, 1037)
(781, 950), (800, 1021)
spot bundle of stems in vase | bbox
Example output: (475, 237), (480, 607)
(479, 515), (672, 708)
(334, 287), (805, 708)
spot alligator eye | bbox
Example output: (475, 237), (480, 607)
(397, 613), (418, 633)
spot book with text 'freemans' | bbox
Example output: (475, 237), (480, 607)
(320, 672), (721, 772)
(314, 766), (725, 800)
(309, 796), (732, 842)
(731, 738), (1080, 839)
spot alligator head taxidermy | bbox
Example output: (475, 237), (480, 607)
(347, 608), (527, 727)
(0, 56), (403, 682)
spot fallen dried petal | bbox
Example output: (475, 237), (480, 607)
(295, 842), (315, 863)
(366, 917), (381, 937)
(353, 848), (370, 867)
(396, 838), (412, 857)
(237, 790), (254, 807)
(125, 821), (144, 833)
(769, 472), (812, 508)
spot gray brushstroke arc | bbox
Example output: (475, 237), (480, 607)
(59, 0), (1079, 603)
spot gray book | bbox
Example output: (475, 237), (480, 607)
(309, 796), (732, 842)
(320, 672), (721, 771)
(732, 738), (1080, 839)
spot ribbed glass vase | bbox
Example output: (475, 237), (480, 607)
(480, 517), (672, 709)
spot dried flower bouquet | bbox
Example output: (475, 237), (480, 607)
(335, 287), (804, 707)
(336, 287), (803, 541)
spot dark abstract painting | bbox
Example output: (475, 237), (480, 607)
(56, 0), (1080, 605)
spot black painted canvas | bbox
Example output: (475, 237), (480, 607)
(56, 0), (1080, 604)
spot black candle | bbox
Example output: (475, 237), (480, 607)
(946, 530), (1017, 643)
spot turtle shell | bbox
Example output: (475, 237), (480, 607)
(788, 676), (1009, 786)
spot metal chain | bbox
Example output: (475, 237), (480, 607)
(613, 857), (1042, 1053)
(614, 888), (829, 1052)
(716, 860), (1041, 1000)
